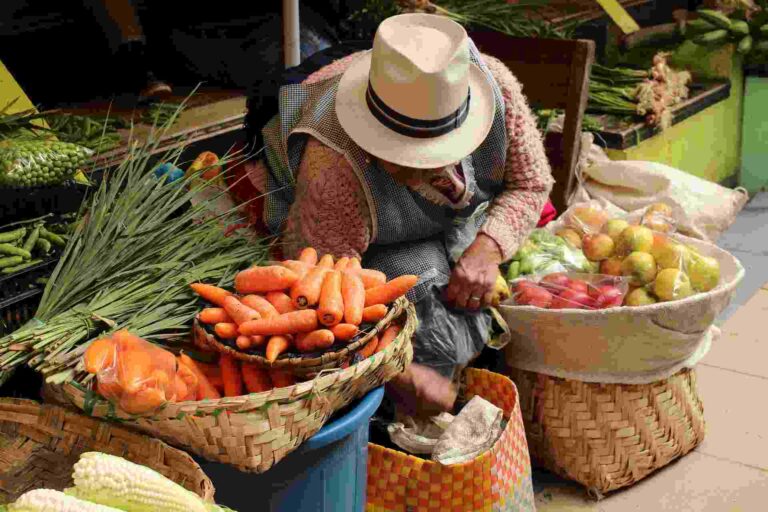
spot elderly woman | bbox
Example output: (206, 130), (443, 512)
(247, 13), (554, 416)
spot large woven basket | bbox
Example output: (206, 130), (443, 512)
(0, 398), (214, 504)
(508, 367), (705, 496)
(367, 369), (536, 512)
(48, 301), (415, 473)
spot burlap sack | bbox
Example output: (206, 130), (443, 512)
(568, 133), (749, 243)
(500, 233), (744, 384)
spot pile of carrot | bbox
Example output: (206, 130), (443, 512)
(191, 247), (417, 363)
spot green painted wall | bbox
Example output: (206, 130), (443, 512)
(740, 76), (768, 194)
(605, 44), (743, 184)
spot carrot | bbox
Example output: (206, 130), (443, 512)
(299, 247), (318, 266)
(291, 266), (330, 309)
(295, 329), (335, 353)
(223, 296), (261, 325)
(172, 374), (191, 402)
(334, 257), (350, 272)
(357, 335), (379, 358)
(116, 349), (153, 394)
(347, 258), (362, 272)
(235, 265), (300, 294)
(265, 335), (292, 362)
(242, 364), (272, 393)
(239, 310), (318, 336)
(318, 271), (344, 326)
(375, 325), (401, 354)
(266, 291), (296, 314)
(362, 304), (388, 324)
(364, 275), (419, 307)
(219, 354), (243, 397)
(214, 322), (239, 339)
(207, 374), (224, 392)
(236, 335), (253, 350)
(241, 295), (280, 318)
(176, 361), (199, 401)
(331, 323), (358, 342)
(280, 260), (311, 279)
(111, 329), (146, 352)
(196, 361), (221, 380)
(351, 269), (387, 289)
(190, 283), (232, 307)
(84, 338), (116, 374)
(269, 370), (296, 388)
(317, 254), (335, 269)
(119, 386), (167, 415)
(199, 307), (232, 325)
(341, 273), (365, 325)
(179, 354), (221, 399)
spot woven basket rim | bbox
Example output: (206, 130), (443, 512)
(56, 301), (417, 421)
(195, 297), (406, 369)
(0, 397), (215, 501)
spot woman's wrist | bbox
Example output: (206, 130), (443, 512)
(466, 233), (503, 266)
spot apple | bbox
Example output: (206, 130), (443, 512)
(616, 226), (654, 256)
(654, 269), (693, 302)
(551, 289), (593, 309)
(600, 257), (623, 276)
(621, 252), (657, 286)
(624, 287), (657, 306)
(516, 285), (554, 308)
(568, 206), (609, 235)
(540, 273), (571, 294)
(602, 219), (630, 243)
(582, 233), (615, 261)
(656, 242), (692, 270)
(556, 228), (583, 249)
(688, 254), (720, 292)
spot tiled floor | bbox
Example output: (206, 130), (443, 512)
(531, 193), (768, 511)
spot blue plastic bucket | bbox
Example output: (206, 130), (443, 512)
(198, 386), (385, 512)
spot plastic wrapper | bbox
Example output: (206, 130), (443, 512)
(0, 139), (93, 188)
(506, 229), (592, 280)
(507, 272), (630, 310)
(82, 330), (179, 416)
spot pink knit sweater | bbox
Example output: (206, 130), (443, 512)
(249, 52), (554, 261)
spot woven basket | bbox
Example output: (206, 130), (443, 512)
(366, 369), (536, 512)
(193, 298), (406, 375)
(508, 367), (705, 496)
(0, 398), (214, 504)
(47, 301), (415, 473)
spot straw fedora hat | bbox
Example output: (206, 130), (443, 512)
(336, 13), (496, 169)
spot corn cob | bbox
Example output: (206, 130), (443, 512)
(0, 139), (92, 188)
(68, 452), (209, 512)
(9, 489), (122, 512)
(697, 9), (732, 30)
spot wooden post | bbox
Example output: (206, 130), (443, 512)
(283, 0), (301, 69)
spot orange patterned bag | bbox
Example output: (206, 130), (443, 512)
(366, 368), (535, 512)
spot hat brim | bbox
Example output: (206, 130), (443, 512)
(335, 51), (496, 170)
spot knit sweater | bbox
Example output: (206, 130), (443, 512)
(248, 51), (554, 261)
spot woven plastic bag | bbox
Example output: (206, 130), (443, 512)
(569, 133), (748, 243)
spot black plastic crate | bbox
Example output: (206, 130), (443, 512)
(0, 254), (58, 336)
(0, 181), (88, 225)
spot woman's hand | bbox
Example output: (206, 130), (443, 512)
(445, 234), (502, 310)
(386, 363), (458, 418)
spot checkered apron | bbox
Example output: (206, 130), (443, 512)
(262, 42), (508, 375)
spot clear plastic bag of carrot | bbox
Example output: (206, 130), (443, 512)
(191, 248), (417, 362)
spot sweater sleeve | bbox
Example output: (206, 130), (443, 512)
(281, 137), (372, 260)
(478, 54), (555, 261)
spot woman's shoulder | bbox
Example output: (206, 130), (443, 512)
(303, 51), (369, 85)
(478, 52), (524, 96)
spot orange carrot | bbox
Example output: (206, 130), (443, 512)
(236, 335), (253, 350)
(223, 296), (261, 325)
(280, 260), (311, 279)
(173, 374), (191, 402)
(375, 325), (401, 354)
(317, 254), (335, 269)
(269, 370), (296, 388)
(207, 374), (224, 392)
(266, 291), (296, 314)
(214, 322), (239, 339)
(190, 283), (232, 307)
(331, 323), (358, 342)
(361, 304), (388, 324)
(111, 329), (146, 352)
(119, 386), (167, 415)
(219, 354), (243, 397)
(251, 335), (266, 347)
(116, 349), (153, 394)
(299, 247), (318, 266)
(334, 257), (350, 272)
(347, 258), (362, 272)
(358, 335), (379, 358)
(242, 364), (272, 393)
(241, 295), (280, 318)
(291, 266), (330, 309)
(239, 310), (318, 336)
(179, 354), (220, 400)
(341, 273), (365, 325)
(351, 269), (387, 289)
(295, 329), (335, 353)
(265, 335), (292, 362)
(196, 361), (221, 380)
(199, 307), (232, 325)
(235, 265), (300, 294)
(84, 338), (116, 374)
(364, 275), (418, 307)
(176, 361), (199, 401)
(318, 271), (344, 327)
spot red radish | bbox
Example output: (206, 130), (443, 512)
(516, 286), (553, 308)
(567, 280), (590, 295)
(540, 273), (570, 293)
(551, 289), (593, 310)
(593, 286), (624, 308)
(512, 280), (537, 293)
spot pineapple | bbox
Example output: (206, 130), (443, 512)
(0, 139), (92, 187)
